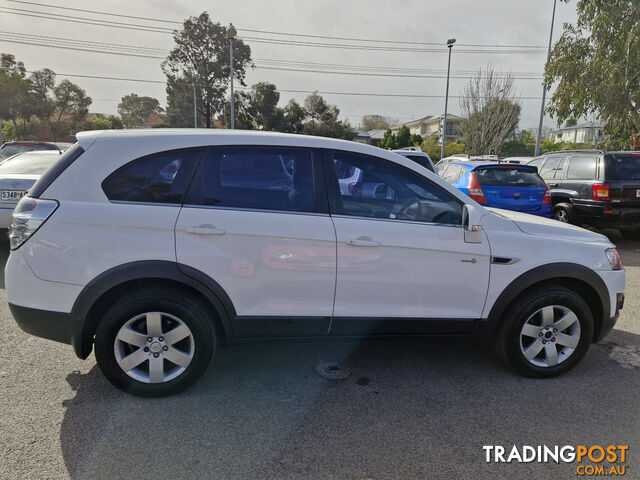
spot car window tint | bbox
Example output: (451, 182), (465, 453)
(329, 151), (462, 225)
(102, 148), (202, 204)
(604, 153), (640, 180)
(566, 156), (597, 179)
(528, 157), (545, 170)
(539, 156), (561, 179)
(187, 147), (315, 213)
(404, 155), (435, 172)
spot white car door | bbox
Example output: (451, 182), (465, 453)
(325, 150), (491, 335)
(175, 146), (336, 337)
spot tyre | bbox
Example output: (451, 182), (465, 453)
(620, 228), (640, 240)
(495, 285), (593, 377)
(94, 285), (216, 397)
(552, 203), (574, 224)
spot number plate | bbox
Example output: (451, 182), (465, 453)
(636, 189), (640, 198)
(1, 189), (27, 201)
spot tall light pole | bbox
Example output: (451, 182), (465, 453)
(535, 0), (557, 156)
(226, 23), (237, 129)
(441, 38), (456, 161)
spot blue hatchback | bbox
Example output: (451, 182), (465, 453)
(435, 161), (552, 217)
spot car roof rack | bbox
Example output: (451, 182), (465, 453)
(394, 146), (423, 152)
(545, 149), (604, 155)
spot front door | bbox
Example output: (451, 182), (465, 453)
(175, 146), (336, 337)
(324, 150), (491, 335)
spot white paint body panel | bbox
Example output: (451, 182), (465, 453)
(175, 208), (337, 317)
(331, 217), (490, 318)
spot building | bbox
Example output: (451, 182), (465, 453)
(351, 128), (371, 144)
(549, 122), (603, 144)
(366, 129), (388, 147)
(398, 114), (463, 140)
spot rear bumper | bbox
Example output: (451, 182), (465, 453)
(0, 206), (13, 229)
(9, 303), (75, 345)
(571, 200), (640, 228)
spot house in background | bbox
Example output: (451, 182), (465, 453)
(549, 122), (603, 144)
(398, 114), (463, 141)
(351, 128), (371, 144)
(366, 128), (388, 147)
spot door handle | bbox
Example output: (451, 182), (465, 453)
(461, 258), (477, 263)
(346, 237), (380, 247)
(186, 226), (226, 235)
(548, 183), (558, 187)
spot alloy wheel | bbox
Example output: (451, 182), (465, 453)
(114, 312), (195, 383)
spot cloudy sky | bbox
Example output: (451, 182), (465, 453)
(0, 0), (579, 130)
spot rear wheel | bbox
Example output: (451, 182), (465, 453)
(553, 203), (574, 224)
(495, 285), (593, 377)
(94, 286), (216, 396)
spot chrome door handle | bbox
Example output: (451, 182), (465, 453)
(186, 226), (226, 235)
(548, 183), (558, 187)
(346, 238), (380, 247)
(461, 258), (477, 263)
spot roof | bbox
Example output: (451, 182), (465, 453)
(351, 128), (370, 138)
(402, 114), (463, 127)
(366, 129), (388, 140)
(552, 122), (602, 132)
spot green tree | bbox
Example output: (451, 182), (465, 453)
(248, 82), (284, 130)
(162, 12), (252, 128)
(545, 0), (640, 149)
(565, 117), (577, 127)
(165, 79), (200, 127)
(50, 79), (92, 139)
(302, 92), (353, 139)
(410, 133), (423, 146)
(280, 99), (305, 133)
(421, 137), (466, 161)
(395, 125), (411, 148)
(81, 114), (123, 131)
(220, 91), (254, 129)
(118, 94), (164, 128)
(379, 128), (397, 150)
(0, 53), (34, 139)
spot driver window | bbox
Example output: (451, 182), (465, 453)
(329, 151), (463, 225)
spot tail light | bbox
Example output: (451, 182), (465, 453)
(468, 173), (487, 204)
(543, 184), (551, 205)
(9, 197), (58, 250)
(348, 182), (362, 195)
(592, 183), (609, 201)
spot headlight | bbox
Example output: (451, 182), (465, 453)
(605, 248), (622, 270)
(9, 197), (58, 250)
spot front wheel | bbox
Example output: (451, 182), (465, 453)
(495, 285), (593, 377)
(94, 286), (216, 396)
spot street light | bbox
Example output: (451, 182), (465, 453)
(226, 23), (237, 129)
(441, 38), (456, 161)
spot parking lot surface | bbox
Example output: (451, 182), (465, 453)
(1, 232), (639, 480)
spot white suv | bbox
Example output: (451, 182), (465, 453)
(6, 130), (625, 396)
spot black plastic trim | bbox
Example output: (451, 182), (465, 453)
(9, 303), (74, 345)
(329, 317), (476, 336)
(480, 262), (610, 340)
(232, 316), (331, 338)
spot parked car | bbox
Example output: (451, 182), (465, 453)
(6, 130), (624, 396)
(391, 147), (436, 173)
(0, 150), (61, 228)
(501, 156), (533, 164)
(439, 154), (499, 163)
(0, 141), (60, 160)
(435, 161), (552, 217)
(527, 150), (640, 238)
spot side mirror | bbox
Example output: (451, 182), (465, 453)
(462, 204), (483, 243)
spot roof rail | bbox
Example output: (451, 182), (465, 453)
(544, 149), (604, 154)
(394, 146), (423, 152)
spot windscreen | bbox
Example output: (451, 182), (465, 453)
(473, 167), (545, 187)
(0, 144), (58, 159)
(0, 153), (60, 175)
(604, 153), (640, 180)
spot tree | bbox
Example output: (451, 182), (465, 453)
(410, 133), (423, 146)
(162, 12), (252, 128)
(360, 114), (398, 131)
(421, 136), (466, 161)
(545, 0), (640, 149)
(302, 92), (353, 139)
(50, 80), (92, 138)
(165, 79), (200, 127)
(118, 94), (164, 128)
(280, 99), (305, 133)
(81, 114), (123, 131)
(565, 117), (577, 127)
(459, 66), (521, 155)
(248, 82), (284, 130)
(220, 91), (254, 129)
(378, 128), (397, 149)
(395, 125), (412, 148)
(0, 53), (34, 139)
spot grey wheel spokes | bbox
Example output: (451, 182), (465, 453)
(519, 305), (581, 368)
(114, 312), (195, 384)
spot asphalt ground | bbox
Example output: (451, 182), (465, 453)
(1, 231), (639, 480)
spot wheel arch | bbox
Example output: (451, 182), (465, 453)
(483, 263), (610, 342)
(70, 261), (236, 359)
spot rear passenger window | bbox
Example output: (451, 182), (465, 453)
(539, 156), (561, 179)
(186, 147), (315, 212)
(102, 148), (202, 204)
(566, 156), (597, 179)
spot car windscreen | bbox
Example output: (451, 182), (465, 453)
(0, 153), (60, 175)
(472, 166), (545, 187)
(604, 153), (640, 180)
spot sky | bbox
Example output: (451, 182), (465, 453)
(0, 0), (580, 130)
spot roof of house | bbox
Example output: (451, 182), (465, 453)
(402, 113), (463, 127)
(552, 122), (602, 133)
(351, 128), (370, 138)
(366, 129), (388, 140)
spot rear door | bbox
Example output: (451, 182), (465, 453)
(562, 155), (599, 199)
(175, 146), (337, 337)
(472, 165), (547, 213)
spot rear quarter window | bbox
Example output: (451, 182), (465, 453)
(102, 148), (203, 204)
(566, 156), (597, 180)
(604, 154), (640, 180)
